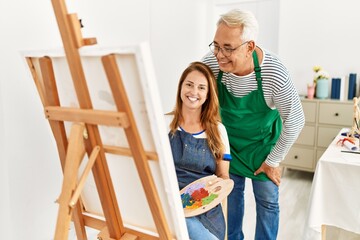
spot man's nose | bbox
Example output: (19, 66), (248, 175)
(216, 49), (226, 58)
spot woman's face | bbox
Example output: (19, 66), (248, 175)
(180, 70), (208, 111)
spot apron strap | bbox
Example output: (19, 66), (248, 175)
(217, 69), (223, 82)
(253, 50), (261, 80)
(252, 50), (262, 89)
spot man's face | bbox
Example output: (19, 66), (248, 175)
(213, 23), (251, 76)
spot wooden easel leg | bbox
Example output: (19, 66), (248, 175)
(102, 55), (172, 239)
(51, 1), (125, 238)
(97, 227), (138, 240)
(321, 225), (326, 240)
(37, 56), (88, 240)
(72, 203), (87, 240)
(70, 145), (100, 208)
(54, 123), (86, 240)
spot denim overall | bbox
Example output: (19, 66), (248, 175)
(169, 129), (225, 240)
(217, 51), (281, 239)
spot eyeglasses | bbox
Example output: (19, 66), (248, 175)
(209, 41), (249, 57)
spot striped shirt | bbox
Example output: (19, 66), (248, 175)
(202, 48), (305, 167)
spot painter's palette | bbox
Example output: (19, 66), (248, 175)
(180, 175), (234, 217)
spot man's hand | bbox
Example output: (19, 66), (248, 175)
(254, 162), (282, 186)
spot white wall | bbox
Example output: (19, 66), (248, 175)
(212, 0), (280, 54)
(1, 0), (360, 239)
(279, 0), (360, 94)
(0, 48), (10, 239)
(67, 0), (211, 113)
(0, 1), (10, 231)
(0, 1), (63, 239)
(0, 0), (209, 239)
(0, 1), (61, 239)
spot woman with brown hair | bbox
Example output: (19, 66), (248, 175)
(166, 61), (232, 240)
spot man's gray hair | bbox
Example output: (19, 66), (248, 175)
(217, 9), (259, 43)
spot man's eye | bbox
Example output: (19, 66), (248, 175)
(224, 48), (233, 53)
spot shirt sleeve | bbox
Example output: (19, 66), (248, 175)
(264, 74), (305, 167)
(218, 123), (232, 161)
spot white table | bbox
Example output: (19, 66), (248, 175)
(304, 128), (360, 240)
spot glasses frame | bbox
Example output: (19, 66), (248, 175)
(209, 41), (249, 57)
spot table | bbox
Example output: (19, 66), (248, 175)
(303, 128), (360, 240)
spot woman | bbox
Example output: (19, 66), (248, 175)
(166, 61), (232, 240)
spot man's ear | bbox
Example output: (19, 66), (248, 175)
(245, 41), (256, 58)
(247, 40), (256, 52)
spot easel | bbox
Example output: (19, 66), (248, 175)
(25, 0), (180, 239)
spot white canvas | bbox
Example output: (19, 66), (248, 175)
(21, 42), (188, 239)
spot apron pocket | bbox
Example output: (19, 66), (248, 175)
(178, 143), (206, 173)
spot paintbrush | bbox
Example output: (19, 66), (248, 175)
(341, 150), (360, 154)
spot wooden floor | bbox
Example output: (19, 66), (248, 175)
(243, 168), (360, 240)
(69, 168), (360, 239)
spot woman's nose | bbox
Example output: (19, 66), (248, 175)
(190, 87), (198, 94)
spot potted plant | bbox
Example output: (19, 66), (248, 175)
(313, 66), (330, 99)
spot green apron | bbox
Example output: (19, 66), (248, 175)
(217, 51), (282, 181)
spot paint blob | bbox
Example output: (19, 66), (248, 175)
(181, 183), (218, 209)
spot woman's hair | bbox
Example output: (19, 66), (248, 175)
(217, 9), (259, 43)
(169, 61), (225, 160)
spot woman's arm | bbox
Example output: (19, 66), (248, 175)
(216, 123), (232, 179)
(216, 160), (230, 179)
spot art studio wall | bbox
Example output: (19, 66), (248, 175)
(0, 63), (9, 238)
(1, 0), (360, 239)
(0, 0), (209, 239)
(278, 0), (360, 95)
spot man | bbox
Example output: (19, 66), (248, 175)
(202, 9), (305, 240)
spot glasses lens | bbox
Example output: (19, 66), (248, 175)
(209, 43), (231, 57)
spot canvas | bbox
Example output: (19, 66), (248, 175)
(22, 43), (189, 239)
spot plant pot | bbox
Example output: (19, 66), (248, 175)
(316, 79), (328, 99)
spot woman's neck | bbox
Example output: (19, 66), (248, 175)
(180, 109), (203, 133)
